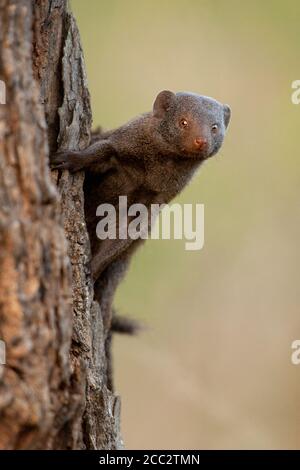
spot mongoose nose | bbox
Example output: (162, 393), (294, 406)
(194, 138), (208, 149)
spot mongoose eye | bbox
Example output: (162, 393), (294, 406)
(211, 124), (219, 133)
(180, 119), (188, 128)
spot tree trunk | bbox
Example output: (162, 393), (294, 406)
(0, 0), (122, 450)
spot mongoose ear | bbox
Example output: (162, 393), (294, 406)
(223, 104), (231, 128)
(153, 90), (175, 118)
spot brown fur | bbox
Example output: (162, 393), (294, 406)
(51, 90), (231, 336)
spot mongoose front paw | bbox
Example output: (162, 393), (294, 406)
(50, 151), (84, 172)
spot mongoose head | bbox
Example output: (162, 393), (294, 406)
(153, 90), (231, 159)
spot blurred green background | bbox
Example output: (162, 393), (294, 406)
(72, 0), (300, 449)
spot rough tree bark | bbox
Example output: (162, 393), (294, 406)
(0, 0), (122, 449)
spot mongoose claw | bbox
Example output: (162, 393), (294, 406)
(50, 151), (68, 168)
(50, 151), (83, 172)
